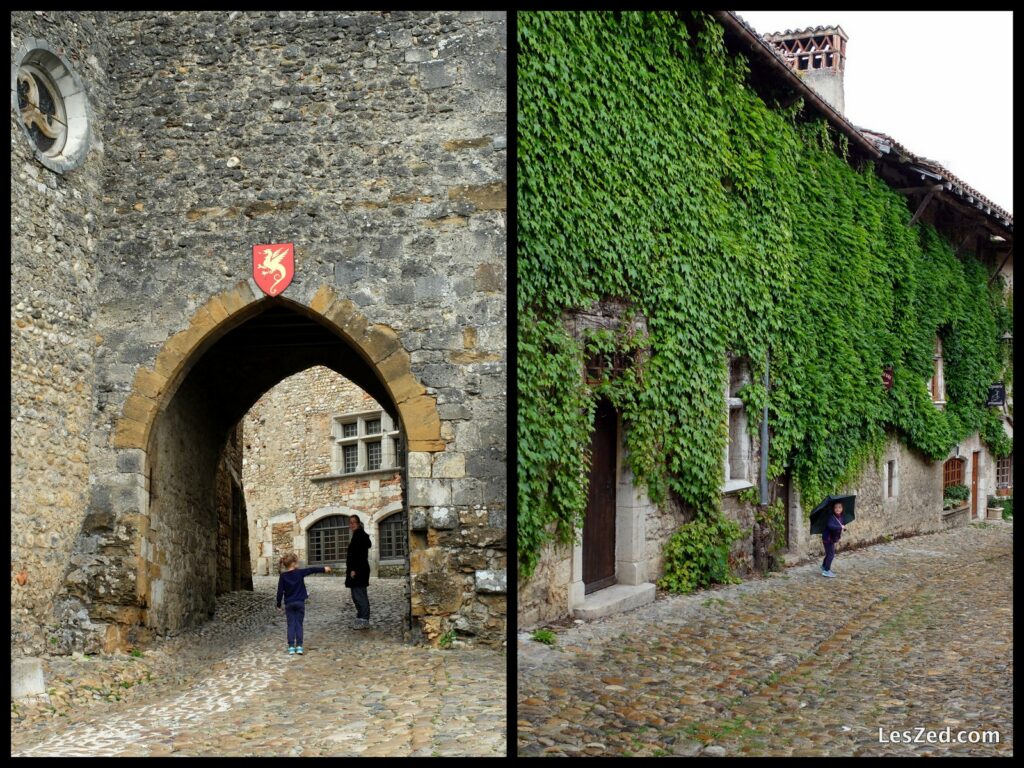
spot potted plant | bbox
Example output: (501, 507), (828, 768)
(943, 484), (970, 510)
(987, 496), (1012, 520)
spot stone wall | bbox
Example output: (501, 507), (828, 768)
(215, 424), (252, 594)
(643, 496), (688, 590)
(519, 431), (971, 630)
(10, 10), (506, 653)
(517, 529), (572, 630)
(11, 12), (111, 657)
(242, 366), (405, 578)
(792, 436), (945, 561)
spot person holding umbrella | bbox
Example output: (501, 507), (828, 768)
(809, 494), (855, 578)
(821, 501), (847, 577)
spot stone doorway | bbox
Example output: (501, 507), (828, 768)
(583, 398), (618, 594)
(142, 302), (409, 637)
(569, 401), (655, 620)
(69, 283), (455, 651)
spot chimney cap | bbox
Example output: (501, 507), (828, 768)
(763, 25), (848, 42)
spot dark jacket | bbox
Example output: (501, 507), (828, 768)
(824, 513), (843, 545)
(345, 528), (372, 588)
(276, 566), (326, 607)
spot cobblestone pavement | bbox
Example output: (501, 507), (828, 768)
(518, 522), (1013, 757)
(12, 577), (506, 757)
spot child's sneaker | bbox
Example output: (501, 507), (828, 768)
(824, 570), (837, 578)
(288, 646), (296, 654)
(295, 646), (303, 655)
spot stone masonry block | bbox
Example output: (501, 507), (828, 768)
(220, 281), (257, 316)
(432, 452), (466, 478)
(111, 417), (147, 450)
(408, 478), (452, 507)
(187, 305), (218, 337)
(418, 61), (455, 90)
(133, 367), (168, 401)
(378, 347), (413, 387)
(452, 478), (483, 505)
(387, 371), (427, 405)
(204, 295), (230, 324)
(401, 394), (443, 444)
(448, 182), (506, 210)
(407, 452), (432, 478)
(360, 324), (402, 364)
(324, 298), (369, 343)
(121, 392), (157, 425)
(410, 508), (429, 531)
(11, 658), (46, 700)
(309, 284), (337, 315)
(429, 507), (459, 530)
(474, 570), (506, 594)
(115, 448), (146, 474)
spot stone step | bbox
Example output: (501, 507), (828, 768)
(572, 583), (656, 621)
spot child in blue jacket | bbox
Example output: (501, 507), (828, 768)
(276, 552), (332, 655)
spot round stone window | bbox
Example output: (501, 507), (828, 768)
(11, 39), (90, 173)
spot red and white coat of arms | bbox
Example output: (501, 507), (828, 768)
(252, 243), (294, 297)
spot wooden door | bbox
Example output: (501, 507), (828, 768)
(583, 399), (617, 594)
(971, 450), (980, 519)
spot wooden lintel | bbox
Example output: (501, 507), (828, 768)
(895, 183), (944, 195)
(906, 190), (937, 227)
(988, 247), (1013, 286)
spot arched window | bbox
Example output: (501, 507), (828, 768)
(378, 511), (408, 560)
(943, 457), (965, 489)
(307, 515), (351, 564)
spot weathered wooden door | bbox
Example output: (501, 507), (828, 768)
(583, 399), (617, 594)
(971, 450), (980, 519)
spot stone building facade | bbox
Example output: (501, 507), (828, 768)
(243, 366), (408, 580)
(517, 12), (1011, 630)
(11, 10), (507, 659)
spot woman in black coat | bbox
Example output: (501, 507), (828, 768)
(346, 515), (372, 629)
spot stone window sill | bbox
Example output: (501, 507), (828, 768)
(721, 478), (755, 495)
(311, 468), (402, 482)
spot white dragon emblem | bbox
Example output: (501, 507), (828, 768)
(255, 246), (291, 293)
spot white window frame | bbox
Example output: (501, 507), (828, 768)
(331, 410), (402, 475)
(928, 336), (946, 408)
(723, 357), (754, 494)
(884, 458), (899, 499)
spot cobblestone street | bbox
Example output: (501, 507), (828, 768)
(12, 577), (506, 757)
(518, 522), (1013, 757)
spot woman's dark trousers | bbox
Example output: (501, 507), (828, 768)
(351, 587), (370, 621)
(822, 537), (836, 572)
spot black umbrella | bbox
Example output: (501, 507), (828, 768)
(809, 494), (856, 535)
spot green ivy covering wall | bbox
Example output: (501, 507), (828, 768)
(517, 11), (1012, 584)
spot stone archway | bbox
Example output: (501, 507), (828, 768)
(73, 281), (448, 650)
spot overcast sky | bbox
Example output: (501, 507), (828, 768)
(735, 11), (1013, 214)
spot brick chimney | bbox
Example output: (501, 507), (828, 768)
(763, 26), (848, 115)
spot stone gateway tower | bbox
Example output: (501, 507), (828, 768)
(11, 11), (507, 655)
